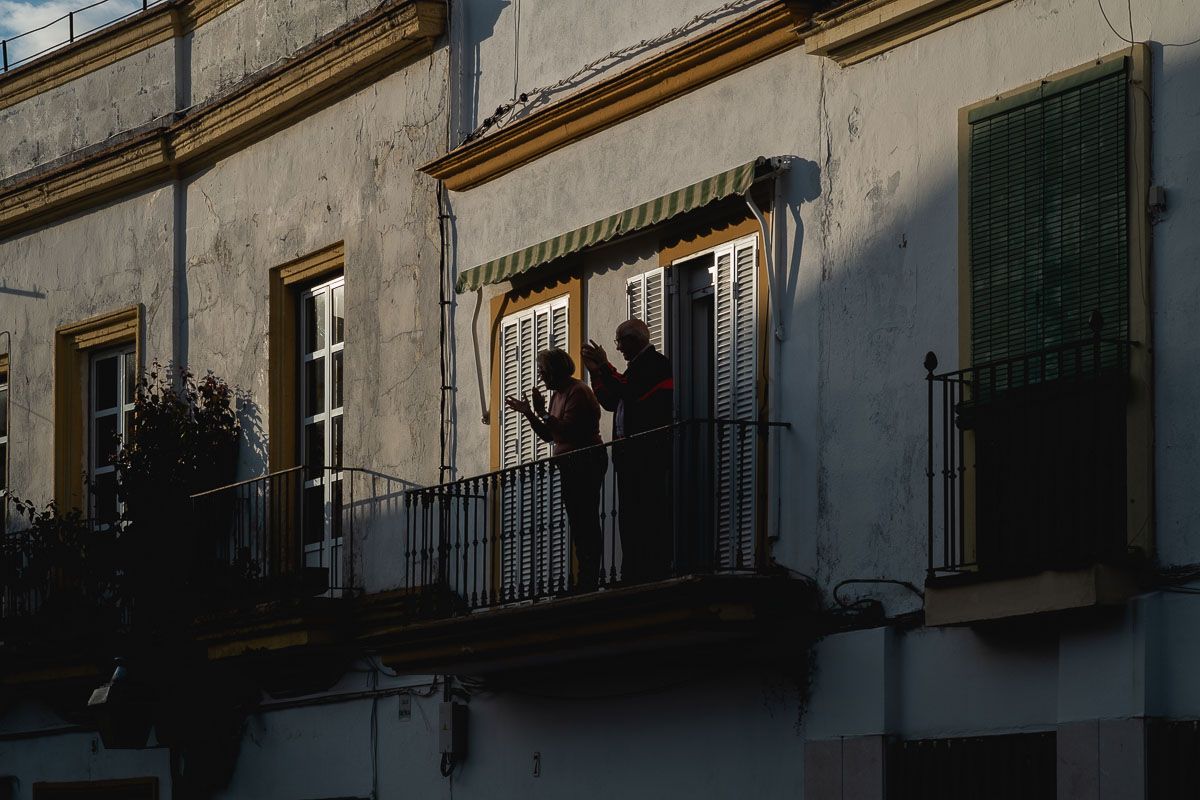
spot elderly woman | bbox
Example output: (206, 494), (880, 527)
(504, 348), (607, 592)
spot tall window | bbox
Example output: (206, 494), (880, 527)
(90, 347), (135, 527)
(300, 276), (345, 589)
(498, 295), (569, 596)
(668, 234), (759, 570)
(968, 57), (1128, 378)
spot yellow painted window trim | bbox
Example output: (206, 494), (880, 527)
(421, 1), (813, 192)
(0, 0), (445, 242)
(53, 305), (142, 513)
(955, 45), (1154, 561)
(488, 275), (584, 471)
(269, 242), (346, 472)
(804, 0), (1014, 66)
(0, 0), (245, 113)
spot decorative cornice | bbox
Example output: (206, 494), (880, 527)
(804, 0), (1014, 66)
(278, 241), (346, 286)
(0, 0), (241, 113)
(0, 0), (445, 241)
(420, 0), (814, 192)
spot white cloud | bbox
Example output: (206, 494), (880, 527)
(0, 0), (145, 68)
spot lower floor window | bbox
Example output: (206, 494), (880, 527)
(89, 346), (135, 526)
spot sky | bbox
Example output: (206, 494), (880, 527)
(0, 0), (145, 67)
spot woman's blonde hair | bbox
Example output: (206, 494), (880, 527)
(537, 348), (575, 381)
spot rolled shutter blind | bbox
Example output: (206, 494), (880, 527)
(968, 59), (1128, 381)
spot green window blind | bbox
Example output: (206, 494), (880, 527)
(968, 59), (1129, 379)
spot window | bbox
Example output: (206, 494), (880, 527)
(626, 268), (665, 352)
(888, 732), (1056, 799)
(940, 48), (1153, 577)
(967, 56), (1129, 381)
(54, 306), (140, 515)
(89, 346), (135, 526)
(498, 294), (569, 596)
(300, 275), (345, 591)
(667, 234), (760, 570)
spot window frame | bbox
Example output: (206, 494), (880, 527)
(88, 344), (136, 527)
(54, 306), (141, 514)
(957, 45), (1153, 559)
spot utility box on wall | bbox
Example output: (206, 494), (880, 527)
(439, 702), (468, 759)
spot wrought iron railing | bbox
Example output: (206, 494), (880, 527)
(925, 320), (1133, 579)
(397, 419), (786, 619)
(1, 0), (167, 73)
(190, 465), (390, 603)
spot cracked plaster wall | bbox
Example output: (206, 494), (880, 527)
(451, 0), (1200, 607)
(0, 0), (392, 182)
(188, 0), (385, 105)
(445, 0), (1200, 734)
(0, 187), (175, 507)
(0, 38), (176, 180)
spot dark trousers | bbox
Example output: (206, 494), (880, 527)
(614, 436), (672, 584)
(558, 448), (608, 592)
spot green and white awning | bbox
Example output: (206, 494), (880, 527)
(456, 157), (778, 293)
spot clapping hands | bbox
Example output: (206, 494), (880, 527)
(581, 339), (608, 371)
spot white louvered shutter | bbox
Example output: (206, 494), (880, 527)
(626, 268), (666, 352)
(713, 236), (758, 570)
(499, 296), (570, 599)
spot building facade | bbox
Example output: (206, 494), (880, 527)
(1, 0), (1199, 797)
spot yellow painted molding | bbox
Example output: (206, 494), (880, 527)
(171, 0), (444, 168)
(0, 0), (444, 241)
(0, 132), (173, 235)
(278, 241), (346, 286)
(54, 305), (141, 512)
(184, 0), (249, 30)
(270, 242), (345, 471)
(421, 1), (812, 192)
(804, 0), (1013, 66)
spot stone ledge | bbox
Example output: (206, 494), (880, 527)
(804, 0), (1014, 66)
(924, 564), (1139, 626)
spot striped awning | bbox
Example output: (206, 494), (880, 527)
(456, 157), (775, 293)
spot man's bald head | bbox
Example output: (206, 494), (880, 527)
(615, 318), (651, 362)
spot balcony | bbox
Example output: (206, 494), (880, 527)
(188, 466), (376, 684)
(360, 420), (815, 675)
(0, 507), (128, 689)
(922, 327), (1140, 625)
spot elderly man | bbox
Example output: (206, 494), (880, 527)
(581, 319), (673, 583)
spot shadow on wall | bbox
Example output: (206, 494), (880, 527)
(453, 0), (510, 143)
(236, 390), (267, 480)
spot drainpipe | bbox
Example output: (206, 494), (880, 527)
(745, 167), (788, 544)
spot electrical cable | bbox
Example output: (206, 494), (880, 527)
(832, 578), (925, 609)
(1095, 0), (1200, 48)
(462, 0), (770, 144)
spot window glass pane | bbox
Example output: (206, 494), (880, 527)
(332, 351), (343, 410)
(305, 358), (326, 416)
(95, 414), (119, 466)
(332, 284), (345, 345)
(332, 415), (342, 469)
(124, 351), (136, 405)
(303, 485), (325, 546)
(0, 443), (6, 491)
(94, 472), (117, 524)
(94, 356), (118, 411)
(305, 421), (324, 476)
(305, 293), (326, 354)
(0, 386), (7, 438)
